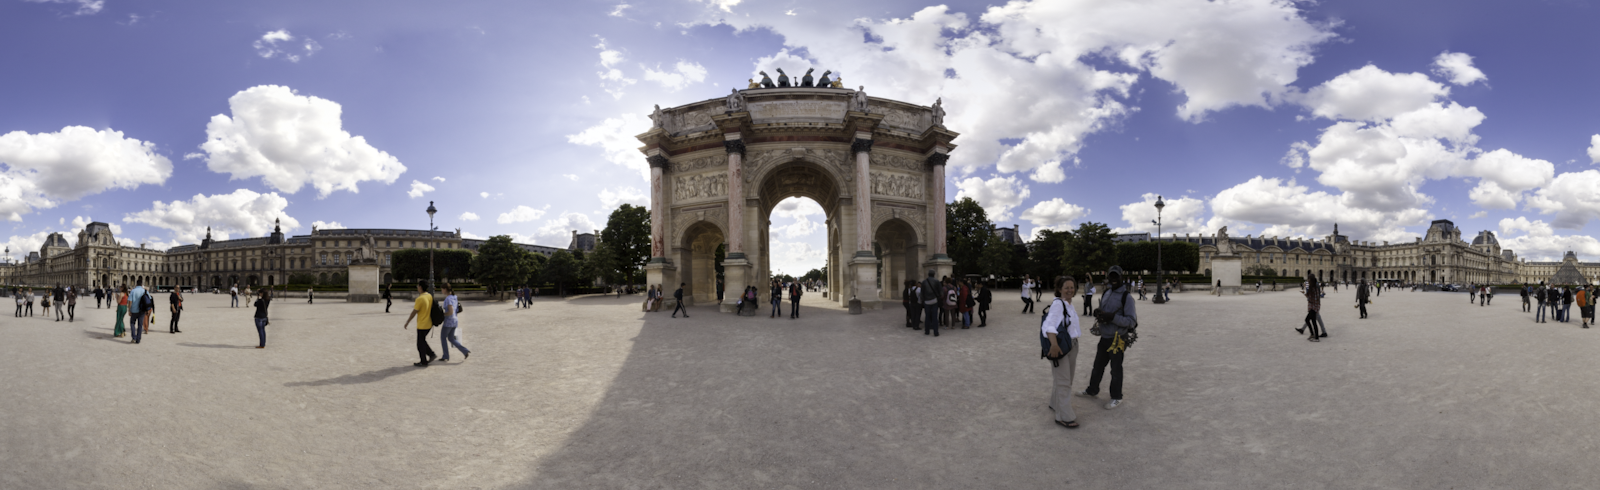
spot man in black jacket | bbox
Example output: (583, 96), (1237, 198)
(671, 283), (689, 318)
(1356, 280), (1370, 319)
(921, 271), (942, 337)
(976, 282), (992, 327)
(788, 281), (802, 319)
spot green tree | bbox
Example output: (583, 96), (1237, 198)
(543, 250), (580, 296)
(599, 204), (652, 284)
(1061, 222), (1117, 281)
(977, 235), (1014, 277)
(391, 249), (473, 283)
(1009, 242), (1030, 279)
(945, 197), (991, 276)
(585, 241), (624, 285)
(1028, 229), (1069, 283)
(469, 236), (531, 293)
(525, 253), (549, 287)
(802, 268), (826, 282)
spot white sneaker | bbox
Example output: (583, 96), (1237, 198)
(1105, 399), (1122, 410)
(1075, 390), (1095, 398)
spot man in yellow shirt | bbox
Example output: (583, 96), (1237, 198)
(402, 281), (437, 366)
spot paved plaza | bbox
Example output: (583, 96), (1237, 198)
(3, 287), (1598, 489)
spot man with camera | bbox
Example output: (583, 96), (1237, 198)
(1077, 266), (1138, 410)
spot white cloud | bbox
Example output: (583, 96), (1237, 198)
(1498, 217), (1600, 261)
(2, 231), (59, 260)
(953, 174), (1029, 221)
(1464, 149), (1553, 209)
(0, 126), (173, 221)
(770, 198), (825, 239)
(407, 180), (435, 199)
(1210, 176), (1427, 243)
(1299, 65), (1449, 122)
(1589, 135), (1600, 164)
(1019, 198), (1088, 237)
(70, 216), (121, 235)
(688, 1), (1334, 183)
(431, 176), (445, 182)
(534, 211), (601, 246)
(123, 189), (301, 244)
(312, 220), (345, 230)
(563, 174), (579, 181)
(497, 205), (546, 224)
(183, 152), (204, 160)
(768, 240), (826, 276)
(1526, 170), (1600, 229)
(1113, 194), (1213, 236)
(253, 30), (321, 62)
(459, 212), (480, 221)
(598, 186), (648, 210)
(460, 230), (484, 240)
(480, 192), (490, 198)
(594, 37), (636, 99)
(610, 4), (630, 16)
(642, 60), (708, 92)
(566, 113), (651, 181)
(199, 85), (407, 197)
(23, 0), (103, 15)
(1432, 51), (1487, 86)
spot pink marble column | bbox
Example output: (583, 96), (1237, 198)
(853, 137), (875, 253)
(648, 154), (668, 258)
(725, 137), (744, 254)
(929, 152), (949, 257)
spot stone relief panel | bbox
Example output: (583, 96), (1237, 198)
(869, 171), (923, 200)
(743, 147), (853, 187)
(872, 204), (926, 243)
(875, 106), (932, 134)
(670, 205), (728, 247)
(673, 172), (728, 202)
(868, 152), (925, 171)
(667, 107), (717, 135)
(672, 155), (723, 174)
(748, 100), (848, 123)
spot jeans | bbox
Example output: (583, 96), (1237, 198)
(255, 317), (268, 347)
(978, 306), (988, 326)
(1021, 297), (1034, 313)
(1083, 296), (1093, 315)
(416, 329), (436, 363)
(790, 299), (800, 318)
(962, 310), (972, 326)
(170, 309), (180, 332)
(131, 313), (145, 343)
(1563, 303), (1572, 322)
(232, 296), (239, 307)
(770, 300), (780, 316)
(923, 303), (940, 335)
(1358, 300), (1367, 318)
(67, 304), (75, 321)
(906, 304), (919, 328)
(1084, 336), (1124, 400)
(55, 303), (64, 320)
(440, 326), (469, 359)
(1536, 301), (1546, 322)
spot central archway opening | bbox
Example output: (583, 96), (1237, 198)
(753, 160), (843, 303)
(767, 197), (827, 282)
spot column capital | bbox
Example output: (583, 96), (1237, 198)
(647, 154), (670, 169)
(723, 139), (746, 155)
(851, 137), (875, 154)
(926, 153), (949, 167)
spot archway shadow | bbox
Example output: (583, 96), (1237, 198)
(283, 365), (418, 387)
(177, 342), (256, 349)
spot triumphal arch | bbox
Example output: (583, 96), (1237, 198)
(640, 80), (958, 312)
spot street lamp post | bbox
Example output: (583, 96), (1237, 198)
(1152, 195), (1167, 304)
(427, 200), (437, 294)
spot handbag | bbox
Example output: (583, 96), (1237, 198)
(1039, 299), (1072, 366)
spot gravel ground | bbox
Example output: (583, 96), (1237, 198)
(1, 287), (1597, 489)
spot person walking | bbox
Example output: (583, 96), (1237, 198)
(920, 271), (941, 337)
(307, 287), (314, 304)
(904, 280), (921, 330)
(66, 287), (77, 322)
(94, 287), (104, 309)
(769, 280), (782, 318)
(671, 283), (689, 318)
(976, 281), (992, 327)
(128, 281), (148, 344)
(53, 285), (65, 321)
(1562, 286), (1575, 323)
(1521, 284), (1530, 312)
(1535, 283), (1548, 323)
(1355, 279), (1370, 319)
(437, 284), (470, 362)
(957, 279), (972, 328)
(401, 281), (436, 364)
(1298, 276), (1326, 341)
(25, 288), (34, 317)
(383, 286), (393, 313)
(1578, 286), (1590, 328)
(788, 280), (802, 319)
(230, 284), (239, 308)
(1020, 276), (1036, 313)
(113, 286), (128, 338)
(1083, 282), (1095, 316)
(168, 287), (183, 333)
(1077, 266), (1137, 410)
(1469, 285), (1476, 304)
(13, 289), (22, 317)
(252, 289), (271, 348)
(1043, 276), (1082, 429)
(1483, 285), (1493, 306)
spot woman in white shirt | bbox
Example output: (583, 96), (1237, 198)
(1043, 276), (1083, 429)
(1020, 277), (1036, 313)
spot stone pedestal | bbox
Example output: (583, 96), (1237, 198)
(1212, 255), (1243, 296)
(720, 255), (750, 313)
(925, 255), (955, 283)
(646, 259), (678, 309)
(850, 253), (880, 311)
(347, 262), (380, 303)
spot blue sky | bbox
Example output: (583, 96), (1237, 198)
(3, 0), (1599, 275)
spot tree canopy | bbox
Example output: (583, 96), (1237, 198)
(542, 250), (581, 295)
(945, 197), (991, 276)
(1061, 222), (1118, 280)
(1028, 229), (1069, 283)
(392, 249), (473, 283)
(598, 204), (651, 284)
(1114, 240), (1199, 274)
(469, 236), (531, 292)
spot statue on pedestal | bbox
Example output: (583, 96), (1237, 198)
(649, 104), (665, 129)
(816, 70), (832, 88)
(931, 97), (946, 126)
(355, 235), (379, 264)
(800, 68), (814, 87)
(725, 88), (746, 113)
(851, 86), (869, 112)
(758, 71), (774, 88)
(747, 78), (759, 89)
(776, 68), (790, 87)
(1215, 226), (1234, 256)
(831, 76), (844, 88)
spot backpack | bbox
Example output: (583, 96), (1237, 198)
(429, 296), (445, 327)
(1039, 299), (1072, 364)
(140, 291), (155, 313)
(945, 288), (957, 306)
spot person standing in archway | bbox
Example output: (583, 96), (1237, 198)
(788, 280), (802, 319)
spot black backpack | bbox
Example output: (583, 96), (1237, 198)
(140, 291), (155, 314)
(429, 296), (445, 327)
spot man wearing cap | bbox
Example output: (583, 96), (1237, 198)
(1077, 265), (1138, 410)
